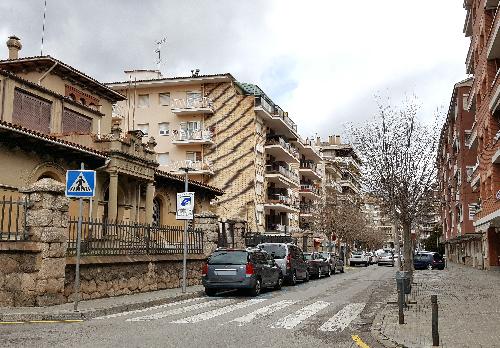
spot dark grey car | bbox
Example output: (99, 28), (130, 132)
(257, 243), (309, 285)
(320, 252), (345, 274)
(202, 248), (283, 297)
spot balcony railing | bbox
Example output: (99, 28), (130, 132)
(163, 159), (214, 174)
(255, 96), (297, 133)
(266, 223), (289, 233)
(300, 203), (315, 214)
(267, 191), (299, 208)
(172, 129), (213, 143)
(265, 163), (299, 183)
(300, 160), (317, 171)
(300, 184), (321, 196)
(171, 97), (214, 113)
(265, 136), (299, 158)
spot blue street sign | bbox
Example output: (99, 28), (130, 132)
(66, 170), (96, 197)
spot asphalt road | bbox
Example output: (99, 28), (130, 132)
(0, 265), (395, 348)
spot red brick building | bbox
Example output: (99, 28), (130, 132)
(438, 78), (483, 268)
(461, 0), (500, 270)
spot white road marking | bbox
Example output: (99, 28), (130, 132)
(172, 299), (266, 324)
(272, 301), (330, 330)
(93, 297), (204, 320)
(127, 299), (234, 322)
(318, 303), (365, 332)
(231, 300), (297, 326)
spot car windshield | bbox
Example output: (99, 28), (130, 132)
(208, 251), (248, 265)
(352, 252), (362, 255)
(320, 252), (329, 259)
(380, 253), (390, 257)
(304, 253), (313, 260)
(258, 244), (287, 259)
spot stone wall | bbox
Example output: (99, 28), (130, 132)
(64, 257), (204, 301)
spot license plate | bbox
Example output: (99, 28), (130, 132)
(215, 269), (237, 276)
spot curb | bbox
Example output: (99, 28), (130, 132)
(0, 290), (204, 322)
(371, 301), (407, 348)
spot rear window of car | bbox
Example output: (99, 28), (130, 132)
(352, 251), (362, 255)
(433, 253), (443, 261)
(320, 252), (329, 259)
(304, 253), (313, 260)
(258, 244), (287, 259)
(380, 253), (390, 257)
(208, 251), (248, 265)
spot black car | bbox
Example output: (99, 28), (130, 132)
(320, 252), (345, 274)
(202, 248), (283, 296)
(413, 252), (445, 270)
(257, 243), (309, 285)
(304, 252), (331, 278)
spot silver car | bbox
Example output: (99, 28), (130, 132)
(377, 252), (395, 267)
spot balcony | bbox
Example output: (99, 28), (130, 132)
(463, 6), (472, 37)
(265, 163), (299, 187)
(300, 203), (315, 216)
(265, 223), (290, 234)
(171, 97), (214, 116)
(299, 160), (322, 181)
(487, 2), (500, 60)
(299, 183), (321, 199)
(164, 159), (214, 175)
(335, 156), (361, 173)
(465, 40), (475, 75)
(172, 129), (213, 145)
(264, 191), (299, 213)
(265, 136), (299, 163)
(339, 179), (360, 194)
(492, 141), (500, 164)
(470, 162), (480, 189)
(296, 137), (322, 161)
(466, 122), (477, 149)
(254, 96), (297, 138)
(489, 68), (500, 114)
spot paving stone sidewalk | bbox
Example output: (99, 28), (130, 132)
(0, 285), (204, 322)
(372, 263), (500, 348)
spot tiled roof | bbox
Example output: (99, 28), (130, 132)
(0, 56), (126, 102)
(0, 120), (108, 159)
(236, 82), (266, 96)
(107, 73), (235, 86)
(155, 169), (224, 195)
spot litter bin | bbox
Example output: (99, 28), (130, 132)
(395, 271), (411, 294)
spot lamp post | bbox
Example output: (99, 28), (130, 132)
(179, 163), (194, 293)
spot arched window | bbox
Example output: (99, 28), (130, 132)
(80, 98), (86, 105)
(153, 197), (161, 226)
(69, 93), (76, 101)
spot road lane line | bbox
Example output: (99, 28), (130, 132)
(272, 301), (330, 330)
(172, 299), (266, 323)
(127, 299), (233, 322)
(93, 297), (204, 320)
(318, 303), (365, 332)
(231, 300), (297, 326)
(352, 335), (370, 348)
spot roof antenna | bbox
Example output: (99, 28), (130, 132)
(40, 0), (48, 55)
(191, 69), (200, 77)
(155, 36), (167, 72)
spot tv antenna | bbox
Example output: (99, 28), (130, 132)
(155, 36), (167, 72)
(40, 0), (48, 55)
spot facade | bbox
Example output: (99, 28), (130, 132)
(362, 195), (393, 249)
(0, 37), (221, 227)
(108, 74), (324, 235)
(461, 0), (500, 269)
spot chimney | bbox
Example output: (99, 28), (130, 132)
(316, 136), (321, 145)
(335, 135), (341, 144)
(6, 36), (21, 60)
(328, 135), (334, 145)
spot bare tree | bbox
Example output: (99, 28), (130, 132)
(348, 96), (440, 274)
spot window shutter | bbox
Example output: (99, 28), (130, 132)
(195, 151), (202, 162)
(13, 89), (52, 134)
(62, 108), (92, 134)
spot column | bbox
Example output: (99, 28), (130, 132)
(145, 181), (155, 225)
(108, 171), (118, 221)
(130, 183), (137, 222)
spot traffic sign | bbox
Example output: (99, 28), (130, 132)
(176, 192), (194, 220)
(65, 170), (96, 197)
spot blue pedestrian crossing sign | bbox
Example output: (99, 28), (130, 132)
(66, 170), (96, 197)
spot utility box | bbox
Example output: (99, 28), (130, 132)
(396, 271), (411, 294)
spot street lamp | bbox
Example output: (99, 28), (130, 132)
(179, 161), (194, 293)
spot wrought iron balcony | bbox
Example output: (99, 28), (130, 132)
(265, 136), (299, 163)
(265, 163), (299, 186)
(172, 129), (213, 145)
(171, 97), (214, 115)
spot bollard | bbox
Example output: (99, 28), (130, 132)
(431, 295), (439, 346)
(398, 285), (404, 324)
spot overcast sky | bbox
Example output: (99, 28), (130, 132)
(0, 0), (469, 139)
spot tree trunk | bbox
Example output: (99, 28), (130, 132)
(393, 222), (402, 270)
(402, 222), (413, 276)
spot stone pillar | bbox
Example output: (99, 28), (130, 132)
(20, 178), (69, 306)
(108, 171), (118, 221)
(145, 181), (155, 225)
(194, 212), (220, 255)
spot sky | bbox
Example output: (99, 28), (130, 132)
(0, 0), (469, 139)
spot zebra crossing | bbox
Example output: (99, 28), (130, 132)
(95, 297), (366, 333)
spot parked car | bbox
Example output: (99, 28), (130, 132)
(202, 248), (283, 297)
(377, 252), (395, 267)
(256, 243), (309, 285)
(414, 252), (445, 270)
(369, 252), (379, 265)
(349, 251), (369, 267)
(304, 252), (331, 278)
(320, 252), (345, 274)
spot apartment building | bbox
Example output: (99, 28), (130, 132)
(461, 0), (500, 269)
(108, 73), (323, 234)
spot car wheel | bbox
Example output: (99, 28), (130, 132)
(340, 266), (344, 273)
(274, 276), (283, 290)
(326, 267), (331, 277)
(304, 270), (310, 282)
(205, 288), (217, 297)
(427, 264), (433, 270)
(332, 266), (336, 275)
(365, 262), (368, 267)
(249, 278), (262, 297)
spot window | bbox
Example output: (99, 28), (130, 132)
(138, 94), (150, 108)
(12, 89), (52, 134)
(62, 108), (92, 135)
(159, 93), (170, 106)
(186, 151), (202, 162)
(157, 152), (170, 166)
(159, 122), (170, 136)
(136, 123), (149, 136)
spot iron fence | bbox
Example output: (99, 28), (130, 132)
(67, 218), (204, 256)
(245, 233), (297, 247)
(0, 195), (28, 241)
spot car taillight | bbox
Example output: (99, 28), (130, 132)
(286, 254), (291, 269)
(202, 263), (208, 276)
(246, 262), (254, 275)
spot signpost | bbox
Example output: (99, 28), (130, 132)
(66, 164), (96, 311)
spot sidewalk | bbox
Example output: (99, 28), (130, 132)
(0, 285), (204, 322)
(372, 263), (500, 348)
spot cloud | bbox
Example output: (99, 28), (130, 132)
(0, 0), (468, 139)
